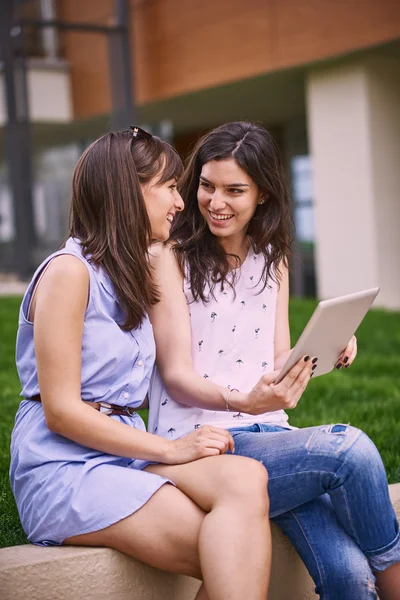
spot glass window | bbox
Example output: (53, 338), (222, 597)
(291, 155), (315, 244)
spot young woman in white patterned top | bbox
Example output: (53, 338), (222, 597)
(148, 122), (400, 600)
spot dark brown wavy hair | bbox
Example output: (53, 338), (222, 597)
(69, 129), (183, 330)
(170, 121), (293, 302)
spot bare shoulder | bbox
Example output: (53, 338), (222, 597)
(42, 254), (89, 287)
(148, 242), (179, 271)
(148, 241), (164, 264)
(275, 260), (289, 287)
(149, 241), (175, 259)
(33, 254), (89, 314)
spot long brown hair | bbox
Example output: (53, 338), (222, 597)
(170, 121), (293, 302)
(69, 129), (182, 330)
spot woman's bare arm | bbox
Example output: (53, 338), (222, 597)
(33, 255), (172, 462)
(273, 265), (292, 370)
(33, 255), (235, 463)
(148, 244), (248, 411)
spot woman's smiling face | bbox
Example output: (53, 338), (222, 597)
(142, 175), (184, 242)
(197, 158), (263, 244)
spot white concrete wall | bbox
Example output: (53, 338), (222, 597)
(306, 57), (400, 309)
(367, 59), (400, 310)
(0, 61), (72, 126)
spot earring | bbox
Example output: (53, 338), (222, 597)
(258, 199), (266, 205)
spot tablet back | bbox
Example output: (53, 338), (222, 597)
(276, 287), (380, 382)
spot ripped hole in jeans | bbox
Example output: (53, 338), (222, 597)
(329, 424), (348, 434)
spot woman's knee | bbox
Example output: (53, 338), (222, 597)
(345, 428), (384, 475)
(308, 424), (381, 468)
(316, 425), (387, 491)
(220, 456), (269, 512)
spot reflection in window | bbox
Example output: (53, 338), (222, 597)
(0, 168), (14, 242)
(290, 154), (316, 297)
(291, 155), (315, 244)
(34, 144), (81, 245)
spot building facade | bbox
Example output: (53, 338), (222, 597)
(1, 0), (400, 308)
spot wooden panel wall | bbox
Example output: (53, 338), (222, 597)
(269, 0), (400, 70)
(133, 0), (270, 102)
(58, 0), (114, 119)
(58, 0), (400, 119)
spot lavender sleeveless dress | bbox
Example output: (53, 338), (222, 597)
(10, 238), (170, 545)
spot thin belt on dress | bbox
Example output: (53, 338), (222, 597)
(29, 394), (137, 417)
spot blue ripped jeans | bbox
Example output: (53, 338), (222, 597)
(229, 423), (400, 600)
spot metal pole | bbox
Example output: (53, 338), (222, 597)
(0, 0), (137, 277)
(0, 0), (36, 278)
(40, 0), (59, 60)
(108, 0), (137, 130)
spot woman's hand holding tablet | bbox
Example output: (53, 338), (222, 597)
(274, 287), (379, 384)
(241, 355), (315, 414)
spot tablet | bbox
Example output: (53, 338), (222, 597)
(274, 287), (380, 383)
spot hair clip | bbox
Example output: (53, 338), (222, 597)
(128, 125), (152, 140)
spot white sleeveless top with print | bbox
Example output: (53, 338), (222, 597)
(148, 247), (290, 440)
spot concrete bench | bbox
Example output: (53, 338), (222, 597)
(1, 483), (399, 600)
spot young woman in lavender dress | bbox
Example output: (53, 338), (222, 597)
(10, 127), (272, 600)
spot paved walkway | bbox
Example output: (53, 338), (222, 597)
(0, 281), (28, 296)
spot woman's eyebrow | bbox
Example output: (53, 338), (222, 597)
(199, 176), (249, 187)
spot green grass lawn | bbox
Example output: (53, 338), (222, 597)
(1, 296), (399, 548)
